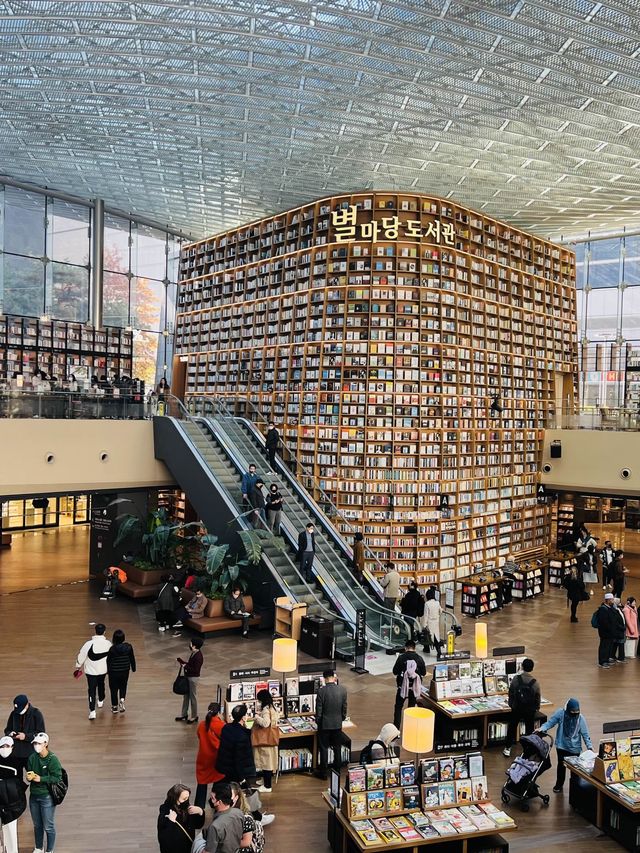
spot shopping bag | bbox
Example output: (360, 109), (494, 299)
(582, 571), (598, 584)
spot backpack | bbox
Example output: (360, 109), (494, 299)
(513, 676), (537, 710)
(591, 609), (600, 629)
(359, 739), (388, 765)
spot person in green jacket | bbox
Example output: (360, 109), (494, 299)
(26, 732), (62, 853)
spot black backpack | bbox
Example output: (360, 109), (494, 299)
(513, 676), (537, 710)
(359, 740), (388, 765)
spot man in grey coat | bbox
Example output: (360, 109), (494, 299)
(315, 669), (347, 780)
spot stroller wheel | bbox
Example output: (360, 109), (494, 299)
(521, 802), (530, 812)
(501, 792), (510, 804)
(542, 795), (550, 806)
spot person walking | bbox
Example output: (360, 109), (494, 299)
(26, 732), (62, 853)
(380, 562), (400, 610)
(611, 549), (629, 599)
(265, 421), (280, 473)
(601, 540), (614, 589)
(0, 736), (26, 853)
(251, 690), (280, 793)
(423, 588), (443, 655)
(107, 629), (136, 714)
(223, 586), (252, 638)
(297, 523), (316, 583)
(204, 783), (245, 853)
(352, 532), (365, 585)
(157, 783), (205, 853)
(216, 705), (257, 785)
(612, 597), (627, 663)
(195, 703), (226, 810)
(4, 695), (45, 775)
(399, 582), (424, 641)
(265, 484), (283, 534)
(624, 596), (640, 658)
(392, 640), (427, 729)
(155, 576), (182, 632)
(315, 670), (348, 780)
(502, 659), (541, 757)
(175, 638), (204, 724)
(75, 623), (111, 720)
(578, 543), (598, 584)
(595, 592), (618, 668)
(538, 698), (592, 793)
(563, 567), (588, 622)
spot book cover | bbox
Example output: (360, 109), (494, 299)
(490, 810), (516, 827)
(479, 802), (499, 814)
(347, 766), (367, 793)
(422, 784), (439, 808)
(299, 695), (314, 714)
(254, 680), (269, 696)
(630, 738), (640, 756)
(453, 756), (469, 779)
(483, 660), (496, 676)
(604, 759), (620, 783)
(632, 756), (640, 778)
(351, 820), (374, 832)
(272, 697), (284, 714)
(229, 683), (243, 702)
(434, 664), (449, 681)
(420, 758), (439, 783)
(619, 752), (634, 782)
(244, 700), (256, 720)
(389, 815), (411, 828)
(438, 781), (456, 805)
(400, 762), (416, 786)
(398, 826), (422, 841)
(408, 811), (431, 827)
(471, 775), (488, 801)
(384, 764), (400, 788)
(402, 786), (420, 809)
(469, 661), (483, 678)
(241, 682), (256, 700)
(448, 664), (460, 681)
(495, 676), (509, 693)
(493, 659), (506, 675)
(599, 740), (617, 760)
(484, 676), (496, 694)
(438, 757), (454, 781)
(455, 780), (472, 802)
(356, 829), (379, 846)
(286, 697), (300, 716)
(366, 766), (385, 790)
(458, 662), (471, 679)
(379, 829), (402, 843)
(371, 817), (394, 831)
(285, 677), (299, 696)
(417, 825), (440, 839)
(349, 793), (367, 817)
(468, 752), (484, 778)
(298, 677), (316, 695)
(460, 804), (482, 816)
(505, 658), (517, 674)
(470, 813), (495, 830)
(384, 789), (402, 813)
(432, 821), (457, 836)
(366, 790), (385, 813)
(267, 679), (281, 696)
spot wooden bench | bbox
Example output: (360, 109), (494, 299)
(181, 588), (261, 636)
(118, 565), (164, 600)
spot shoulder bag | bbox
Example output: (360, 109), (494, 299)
(251, 708), (280, 746)
(173, 665), (190, 696)
(48, 766), (69, 805)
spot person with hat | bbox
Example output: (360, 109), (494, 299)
(3, 695), (45, 775)
(538, 699), (592, 793)
(595, 592), (619, 668)
(26, 733), (62, 853)
(0, 735), (27, 853)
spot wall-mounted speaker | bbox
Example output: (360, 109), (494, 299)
(550, 441), (562, 458)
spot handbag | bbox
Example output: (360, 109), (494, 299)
(48, 767), (69, 805)
(251, 708), (280, 746)
(582, 571), (599, 585)
(73, 668), (83, 680)
(173, 665), (190, 696)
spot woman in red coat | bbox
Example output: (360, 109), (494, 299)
(194, 702), (225, 809)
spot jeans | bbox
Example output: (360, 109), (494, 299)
(86, 673), (106, 711)
(181, 676), (198, 719)
(300, 552), (314, 583)
(615, 639), (626, 661)
(555, 747), (577, 789)
(506, 709), (536, 748)
(598, 638), (613, 665)
(29, 792), (56, 852)
(393, 687), (417, 729)
(318, 728), (343, 775)
(109, 671), (130, 706)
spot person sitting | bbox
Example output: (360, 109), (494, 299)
(224, 586), (252, 638)
(369, 723), (400, 762)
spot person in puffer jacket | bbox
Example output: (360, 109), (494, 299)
(0, 735), (27, 853)
(75, 623), (112, 720)
(107, 629), (137, 714)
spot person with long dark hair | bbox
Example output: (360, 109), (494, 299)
(157, 783), (204, 853)
(107, 629), (136, 714)
(194, 703), (225, 809)
(251, 690), (280, 793)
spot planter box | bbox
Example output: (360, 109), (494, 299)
(123, 564), (165, 586)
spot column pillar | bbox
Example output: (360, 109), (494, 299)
(91, 199), (104, 328)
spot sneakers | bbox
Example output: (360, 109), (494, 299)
(119, 699), (126, 713)
(158, 625), (166, 632)
(89, 710), (96, 720)
(112, 705), (118, 714)
(242, 630), (249, 638)
(172, 621), (183, 628)
(502, 747), (512, 757)
(261, 813), (275, 826)
(175, 716), (187, 722)
(97, 700), (104, 708)
(553, 785), (563, 793)
(173, 631), (182, 638)
(32, 848), (43, 853)
(598, 663), (610, 668)
(257, 785), (272, 793)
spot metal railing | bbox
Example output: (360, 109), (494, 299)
(0, 388), (148, 419)
(549, 406), (640, 431)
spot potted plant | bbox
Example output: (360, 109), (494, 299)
(113, 509), (199, 585)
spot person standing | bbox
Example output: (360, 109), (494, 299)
(538, 699), (592, 793)
(611, 549), (629, 599)
(204, 783), (245, 853)
(249, 480), (267, 528)
(601, 540), (614, 589)
(216, 705), (257, 785)
(241, 464), (259, 510)
(297, 523), (316, 583)
(75, 623), (111, 720)
(223, 586), (252, 638)
(578, 543), (598, 583)
(423, 588), (443, 655)
(251, 689), (281, 793)
(563, 568), (588, 622)
(26, 733), (62, 853)
(623, 596), (640, 658)
(265, 422), (280, 473)
(502, 659), (541, 757)
(107, 629), (136, 714)
(352, 532), (365, 584)
(612, 597), (627, 663)
(380, 562), (400, 610)
(157, 783), (205, 853)
(175, 638), (204, 724)
(0, 736), (26, 853)
(399, 582), (424, 641)
(195, 703), (226, 810)
(315, 670), (348, 780)
(4, 695), (45, 775)
(155, 576), (182, 632)
(265, 484), (283, 534)
(392, 640), (427, 729)
(595, 592), (618, 668)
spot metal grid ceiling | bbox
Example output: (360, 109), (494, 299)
(1, 0), (640, 239)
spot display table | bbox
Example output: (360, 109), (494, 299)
(566, 759), (640, 851)
(458, 576), (505, 618)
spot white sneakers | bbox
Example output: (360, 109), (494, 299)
(119, 699), (126, 713)
(502, 747), (511, 757)
(97, 700), (104, 708)
(257, 785), (272, 793)
(89, 710), (96, 720)
(158, 625), (166, 632)
(261, 814), (275, 826)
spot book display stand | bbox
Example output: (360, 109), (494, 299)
(547, 552), (577, 587)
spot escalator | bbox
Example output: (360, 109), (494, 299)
(153, 411), (357, 658)
(183, 398), (413, 651)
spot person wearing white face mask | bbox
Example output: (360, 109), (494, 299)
(25, 733), (62, 853)
(0, 736), (27, 853)
(3, 695), (45, 775)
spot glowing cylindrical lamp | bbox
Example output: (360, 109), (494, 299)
(401, 707), (435, 755)
(272, 638), (297, 674)
(475, 622), (488, 659)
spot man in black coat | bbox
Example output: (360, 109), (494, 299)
(3, 695), (45, 774)
(265, 421), (280, 472)
(215, 704), (256, 784)
(392, 640), (427, 728)
(0, 735), (27, 853)
(297, 523), (316, 583)
(597, 593), (619, 668)
(315, 669), (348, 780)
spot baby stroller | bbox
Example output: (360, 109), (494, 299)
(501, 732), (553, 811)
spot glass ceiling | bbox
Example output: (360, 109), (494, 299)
(1, 0), (639, 239)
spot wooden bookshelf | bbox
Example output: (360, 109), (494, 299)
(175, 192), (578, 584)
(274, 596), (308, 640)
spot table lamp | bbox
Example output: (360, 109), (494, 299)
(402, 707), (435, 771)
(272, 637), (297, 700)
(475, 622), (488, 659)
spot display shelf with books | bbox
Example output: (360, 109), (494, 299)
(548, 552), (577, 587)
(176, 191), (577, 586)
(343, 760), (421, 819)
(509, 563), (545, 600)
(459, 576), (505, 618)
(555, 499), (575, 549)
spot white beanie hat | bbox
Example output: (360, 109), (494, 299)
(377, 722), (401, 747)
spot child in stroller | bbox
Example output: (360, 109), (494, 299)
(501, 732), (553, 811)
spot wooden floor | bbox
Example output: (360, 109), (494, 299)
(0, 526), (91, 594)
(1, 531), (637, 851)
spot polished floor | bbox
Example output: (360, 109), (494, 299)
(0, 530), (636, 851)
